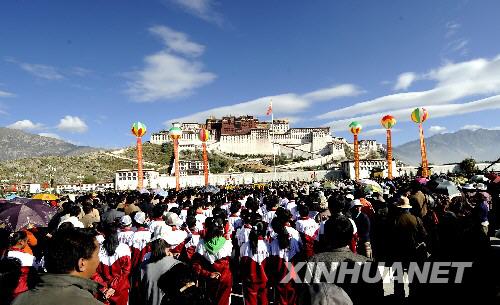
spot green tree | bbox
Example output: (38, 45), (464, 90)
(460, 158), (477, 176)
(83, 175), (97, 184)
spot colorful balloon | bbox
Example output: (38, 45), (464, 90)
(199, 128), (210, 142)
(131, 122), (147, 138)
(169, 126), (182, 140)
(381, 115), (397, 129)
(411, 107), (429, 124)
(349, 121), (362, 135)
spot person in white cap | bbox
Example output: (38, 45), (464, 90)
(349, 199), (372, 258)
(164, 212), (188, 256)
(118, 215), (135, 247)
(130, 212), (152, 272)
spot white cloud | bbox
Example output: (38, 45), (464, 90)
(38, 133), (62, 140)
(0, 90), (15, 98)
(167, 0), (222, 25)
(393, 72), (417, 91)
(57, 115), (88, 133)
(19, 63), (64, 80)
(126, 26), (216, 102)
(429, 125), (447, 134)
(445, 21), (460, 38)
(459, 124), (500, 131)
(166, 84), (363, 124)
(443, 21), (468, 56)
(461, 124), (482, 131)
(319, 55), (500, 120)
(302, 84), (364, 102)
(444, 38), (469, 56)
(149, 26), (205, 57)
(326, 94), (500, 132)
(7, 120), (44, 131)
(71, 67), (93, 77)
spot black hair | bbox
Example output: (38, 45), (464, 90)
(58, 222), (75, 232)
(159, 263), (204, 305)
(298, 204), (310, 218)
(45, 228), (98, 274)
(328, 195), (345, 215)
(212, 207), (226, 221)
(68, 204), (81, 217)
(204, 217), (224, 240)
(151, 204), (166, 219)
(245, 197), (258, 212)
(186, 215), (197, 230)
(169, 207), (181, 215)
(82, 202), (93, 215)
(323, 215), (353, 249)
(249, 220), (267, 255)
(275, 207), (292, 222)
(149, 238), (169, 263)
(271, 217), (290, 250)
(251, 212), (263, 223)
(102, 223), (120, 256)
(266, 195), (280, 211)
(126, 195), (137, 205)
(230, 202), (241, 214)
(240, 209), (252, 224)
(8, 231), (27, 248)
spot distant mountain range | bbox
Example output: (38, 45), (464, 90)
(1, 127), (498, 169)
(0, 128), (99, 161)
(393, 128), (500, 165)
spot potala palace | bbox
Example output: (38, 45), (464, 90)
(149, 115), (383, 159)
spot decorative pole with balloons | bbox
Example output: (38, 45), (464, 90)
(411, 107), (429, 177)
(349, 121), (362, 180)
(381, 115), (396, 179)
(131, 122), (147, 189)
(199, 128), (210, 187)
(169, 123), (183, 191)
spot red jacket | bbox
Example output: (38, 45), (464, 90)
(239, 239), (269, 284)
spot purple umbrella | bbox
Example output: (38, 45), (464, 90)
(11, 197), (33, 204)
(0, 199), (57, 231)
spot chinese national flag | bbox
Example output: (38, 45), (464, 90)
(266, 101), (273, 115)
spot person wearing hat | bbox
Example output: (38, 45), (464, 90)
(391, 196), (428, 300)
(118, 215), (135, 247)
(473, 192), (490, 235)
(409, 183), (427, 218)
(163, 212), (188, 256)
(130, 212), (152, 272)
(127, 211), (152, 305)
(462, 183), (477, 201)
(349, 199), (372, 259)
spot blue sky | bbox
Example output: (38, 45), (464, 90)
(1, 0), (499, 148)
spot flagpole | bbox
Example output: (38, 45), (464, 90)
(272, 106), (276, 181)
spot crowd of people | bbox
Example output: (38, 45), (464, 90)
(0, 175), (499, 305)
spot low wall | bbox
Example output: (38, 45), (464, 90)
(399, 162), (500, 176)
(115, 169), (344, 190)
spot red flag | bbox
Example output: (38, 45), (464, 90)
(266, 101), (273, 115)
